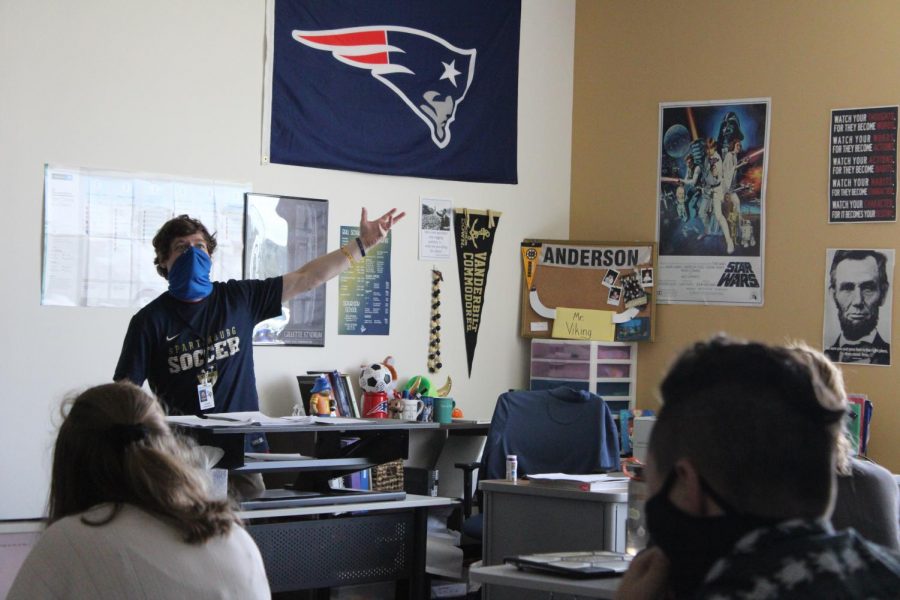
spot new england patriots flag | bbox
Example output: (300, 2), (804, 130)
(263, 0), (521, 184)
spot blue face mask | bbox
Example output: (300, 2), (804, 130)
(167, 246), (213, 301)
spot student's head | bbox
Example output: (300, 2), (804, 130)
(787, 343), (852, 475)
(152, 215), (217, 278)
(644, 336), (846, 596)
(828, 250), (889, 342)
(49, 382), (237, 543)
(649, 335), (845, 520)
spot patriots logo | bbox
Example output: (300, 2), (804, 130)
(292, 26), (476, 149)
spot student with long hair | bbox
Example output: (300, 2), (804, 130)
(8, 382), (270, 599)
(789, 343), (899, 550)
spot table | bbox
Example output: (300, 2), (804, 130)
(173, 418), (449, 598)
(238, 494), (452, 598)
(470, 564), (620, 599)
(480, 480), (628, 600)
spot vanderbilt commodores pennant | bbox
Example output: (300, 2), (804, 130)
(454, 208), (501, 376)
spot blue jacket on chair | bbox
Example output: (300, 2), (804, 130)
(460, 387), (620, 541)
(481, 387), (621, 481)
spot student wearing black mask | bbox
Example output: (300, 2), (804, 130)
(616, 336), (900, 599)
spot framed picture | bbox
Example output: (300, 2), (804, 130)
(245, 193), (328, 346)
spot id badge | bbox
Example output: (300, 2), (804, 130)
(198, 382), (215, 411)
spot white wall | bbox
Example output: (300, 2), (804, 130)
(0, 0), (575, 520)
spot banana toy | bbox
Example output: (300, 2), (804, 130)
(434, 376), (452, 398)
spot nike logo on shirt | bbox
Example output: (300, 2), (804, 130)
(166, 333), (181, 341)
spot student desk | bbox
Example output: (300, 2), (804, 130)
(480, 480), (628, 600)
(173, 418), (452, 598)
(237, 494), (452, 597)
(470, 564), (620, 599)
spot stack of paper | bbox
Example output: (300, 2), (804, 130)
(526, 473), (629, 492)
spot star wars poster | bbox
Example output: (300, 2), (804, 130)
(822, 248), (894, 366)
(656, 99), (770, 305)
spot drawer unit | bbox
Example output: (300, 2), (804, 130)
(530, 339), (637, 413)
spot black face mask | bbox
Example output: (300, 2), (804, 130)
(644, 471), (776, 599)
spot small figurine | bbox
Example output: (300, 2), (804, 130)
(309, 375), (334, 417)
(387, 395), (404, 419)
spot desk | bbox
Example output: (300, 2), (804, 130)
(238, 494), (452, 597)
(480, 480), (628, 600)
(174, 419), (447, 598)
(470, 564), (620, 599)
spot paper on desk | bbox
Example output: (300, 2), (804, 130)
(167, 411), (293, 427)
(279, 415), (367, 425)
(527, 473), (629, 483)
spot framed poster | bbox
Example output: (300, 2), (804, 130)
(520, 240), (657, 343)
(42, 165), (247, 307)
(244, 193), (328, 346)
(828, 105), (897, 224)
(338, 226), (393, 336)
(656, 98), (770, 306)
(822, 248), (894, 366)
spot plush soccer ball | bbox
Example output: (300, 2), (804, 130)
(359, 363), (393, 393)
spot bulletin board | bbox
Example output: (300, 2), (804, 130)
(520, 239), (657, 342)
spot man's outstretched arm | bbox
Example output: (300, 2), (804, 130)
(281, 207), (405, 302)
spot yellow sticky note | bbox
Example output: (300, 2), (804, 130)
(551, 307), (616, 341)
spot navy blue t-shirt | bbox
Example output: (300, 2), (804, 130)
(114, 278), (283, 417)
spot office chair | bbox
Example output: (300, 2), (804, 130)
(456, 386), (620, 543)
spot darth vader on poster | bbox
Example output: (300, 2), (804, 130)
(655, 98), (771, 306)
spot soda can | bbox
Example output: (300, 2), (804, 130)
(362, 391), (389, 418)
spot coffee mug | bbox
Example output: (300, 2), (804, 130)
(401, 398), (424, 421)
(433, 397), (456, 424)
(418, 397), (434, 422)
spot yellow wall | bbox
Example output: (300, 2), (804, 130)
(571, 0), (899, 471)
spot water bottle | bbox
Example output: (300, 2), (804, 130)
(624, 461), (648, 555)
(505, 455), (518, 483)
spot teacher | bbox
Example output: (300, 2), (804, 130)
(114, 206), (404, 437)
